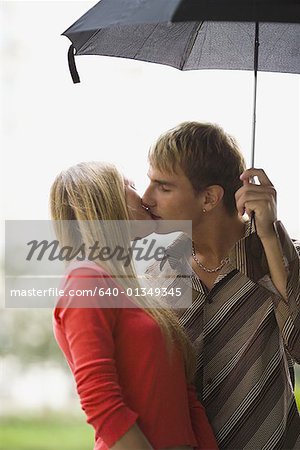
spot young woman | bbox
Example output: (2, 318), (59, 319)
(50, 162), (218, 450)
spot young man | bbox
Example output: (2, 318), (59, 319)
(142, 122), (300, 449)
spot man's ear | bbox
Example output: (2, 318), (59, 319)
(203, 185), (224, 211)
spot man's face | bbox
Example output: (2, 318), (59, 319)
(142, 165), (203, 224)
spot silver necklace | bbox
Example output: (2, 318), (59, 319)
(191, 242), (230, 273)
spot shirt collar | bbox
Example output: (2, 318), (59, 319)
(160, 233), (191, 271)
(161, 219), (269, 282)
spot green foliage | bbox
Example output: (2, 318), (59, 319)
(295, 365), (300, 409)
(0, 387), (299, 450)
(1, 310), (64, 366)
(0, 415), (94, 450)
(296, 384), (300, 410)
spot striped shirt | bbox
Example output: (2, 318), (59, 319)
(146, 221), (300, 449)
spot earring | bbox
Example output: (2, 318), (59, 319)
(202, 208), (206, 213)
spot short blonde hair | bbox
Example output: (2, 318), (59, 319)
(149, 122), (246, 214)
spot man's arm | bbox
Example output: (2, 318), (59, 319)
(259, 230), (288, 301)
(236, 168), (288, 299)
(236, 168), (300, 362)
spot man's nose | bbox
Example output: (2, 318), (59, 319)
(142, 185), (156, 208)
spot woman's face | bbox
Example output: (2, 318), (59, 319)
(124, 178), (157, 238)
(124, 179), (153, 220)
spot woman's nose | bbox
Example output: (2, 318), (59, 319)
(142, 187), (155, 208)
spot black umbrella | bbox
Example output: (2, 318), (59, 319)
(63, 0), (300, 165)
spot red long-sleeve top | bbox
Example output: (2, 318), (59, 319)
(53, 262), (218, 450)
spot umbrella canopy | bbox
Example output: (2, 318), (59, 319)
(63, 0), (300, 163)
(65, 21), (299, 74)
(63, 0), (300, 75)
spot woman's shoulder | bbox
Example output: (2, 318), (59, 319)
(55, 260), (130, 312)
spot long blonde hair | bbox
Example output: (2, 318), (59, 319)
(50, 161), (195, 381)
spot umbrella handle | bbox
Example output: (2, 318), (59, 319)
(68, 45), (80, 84)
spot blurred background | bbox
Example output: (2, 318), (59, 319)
(1, 1), (299, 449)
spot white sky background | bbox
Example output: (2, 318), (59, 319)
(0, 0), (300, 414)
(1, 0), (300, 237)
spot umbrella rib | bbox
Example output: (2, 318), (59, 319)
(179, 22), (204, 70)
(236, 22), (253, 39)
(77, 28), (103, 53)
(219, 23), (248, 66)
(133, 24), (160, 59)
(263, 28), (289, 65)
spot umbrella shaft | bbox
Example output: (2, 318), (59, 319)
(251, 22), (259, 167)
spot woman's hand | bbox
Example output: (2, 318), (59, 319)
(161, 447), (192, 449)
(110, 424), (153, 449)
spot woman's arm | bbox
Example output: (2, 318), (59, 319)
(54, 267), (151, 448)
(111, 424), (153, 449)
(187, 384), (219, 450)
